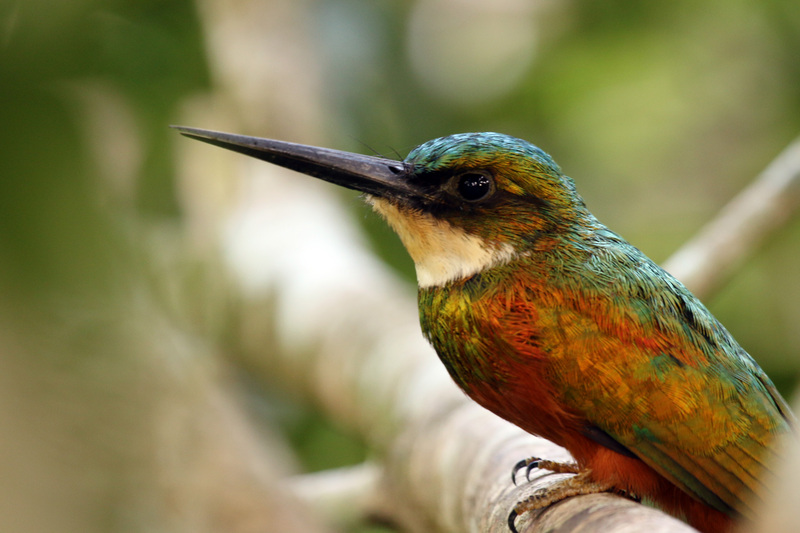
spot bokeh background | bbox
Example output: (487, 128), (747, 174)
(1, 0), (799, 532)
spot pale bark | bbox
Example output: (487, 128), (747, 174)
(662, 136), (800, 299)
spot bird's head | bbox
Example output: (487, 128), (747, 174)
(174, 128), (589, 287)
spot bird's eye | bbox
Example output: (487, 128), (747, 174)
(453, 171), (494, 202)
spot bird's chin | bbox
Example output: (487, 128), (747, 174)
(364, 194), (402, 218)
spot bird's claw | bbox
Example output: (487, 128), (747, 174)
(507, 509), (519, 533)
(509, 457), (545, 532)
(511, 457), (542, 486)
(509, 458), (589, 530)
(508, 486), (640, 531)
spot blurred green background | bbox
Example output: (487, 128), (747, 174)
(1, 0), (799, 531)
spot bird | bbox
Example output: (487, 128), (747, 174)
(174, 126), (794, 533)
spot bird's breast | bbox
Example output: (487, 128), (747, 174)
(418, 272), (586, 444)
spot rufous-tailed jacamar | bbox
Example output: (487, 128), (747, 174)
(174, 126), (794, 533)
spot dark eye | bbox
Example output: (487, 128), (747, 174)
(454, 171), (494, 202)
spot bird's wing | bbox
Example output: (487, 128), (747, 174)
(596, 345), (787, 517)
(518, 249), (792, 517)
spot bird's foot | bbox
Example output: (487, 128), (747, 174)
(511, 456), (580, 485)
(508, 469), (615, 533)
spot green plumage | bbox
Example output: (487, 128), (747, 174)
(405, 133), (794, 529)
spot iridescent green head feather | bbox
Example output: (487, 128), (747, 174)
(367, 133), (590, 287)
(402, 132), (582, 216)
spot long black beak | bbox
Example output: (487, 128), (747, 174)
(172, 126), (414, 199)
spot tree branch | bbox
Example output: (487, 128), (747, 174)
(663, 137), (800, 299)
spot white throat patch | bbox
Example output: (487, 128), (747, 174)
(368, 197), (517, 288)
